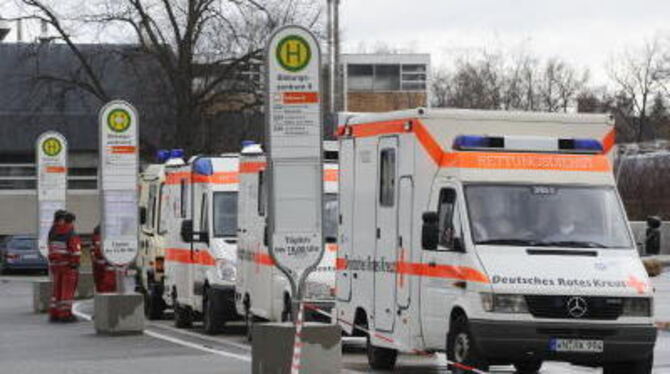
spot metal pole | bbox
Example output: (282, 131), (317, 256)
(327, 0), (335, 116)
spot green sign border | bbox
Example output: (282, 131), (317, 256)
(107, 108), (132, 133)
(276, 35), (312, 73)
(42, 137), (63, 157)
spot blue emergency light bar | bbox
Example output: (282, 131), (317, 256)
(170, 149), (185, 159)
(193, 158), (213, 176)
(156, 149), (170, 163)
(241, 140), (256, 149)
(453, 135), (603, 154)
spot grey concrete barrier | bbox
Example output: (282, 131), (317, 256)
(32, 279), (52, 313)
(252, 322), (341, 374)
(94, 293), (144, 335)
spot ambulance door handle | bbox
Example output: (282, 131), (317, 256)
(376, 228), (380, 239)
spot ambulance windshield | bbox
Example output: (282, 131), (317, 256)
(464, 184), (632, 249)
(324, 194), (338, 243)
(213, 192), (238, 237)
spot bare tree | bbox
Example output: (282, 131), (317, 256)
(608, 37), (665, 141)
(16, 0), (324, 152)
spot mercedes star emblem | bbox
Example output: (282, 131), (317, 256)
(566, 296), (588, 318)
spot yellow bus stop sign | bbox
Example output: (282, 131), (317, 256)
(107, 108), (132, 133)
(276, 35), (312, 73)
(42, 137), (63, 157)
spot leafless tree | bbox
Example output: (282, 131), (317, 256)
(16, 0), (324, 152)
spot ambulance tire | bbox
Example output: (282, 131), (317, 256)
(446, 314), (489, 373)
(513, 360), (543, 374)
(364, 320), (397, 370)
(173, 294), (193, 328)
(203, 288), (225, 335)
(603, 353), (653, 374)
(244, 306), (255, 342)
(281, 294), (292, 322)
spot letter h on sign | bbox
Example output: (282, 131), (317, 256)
(287, 41), (302, 65)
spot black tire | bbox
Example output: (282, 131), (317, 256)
(446, 314), (489, 374)
(364, 319), (397, 370)
(203, 288), (226, 335)
(244, 304), (254, 342)
(173, 294), (193, 328)
(144, 284), (165, 320)
(603, 353), (653, 374)
(514, 360), (543, 374)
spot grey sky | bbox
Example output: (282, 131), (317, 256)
(340, 0), (670, 83)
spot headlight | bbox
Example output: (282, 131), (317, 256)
(622, 297), (652, 317)
(216, 259), (236, 282)
(480, 293), (529, 313)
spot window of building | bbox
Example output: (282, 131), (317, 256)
(374, 65), (401, 91)
(348, 64), (374, 91)
(347, 63), (427, 92)
(379, 148), (396, 207)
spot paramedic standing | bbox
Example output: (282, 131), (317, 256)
(91, 225), (117, 293)
(47, 212), (81, 322)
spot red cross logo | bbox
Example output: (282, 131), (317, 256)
(626, 275), (648, 295)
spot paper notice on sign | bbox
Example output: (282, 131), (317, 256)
(37, 201), (64, 256)
(102, 191), (138, 265)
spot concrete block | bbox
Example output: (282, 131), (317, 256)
(252, 322), (341, 374)
(32, 280), (52, 313)
(76, 271), (94, 299)
(94, 293), (144, 335)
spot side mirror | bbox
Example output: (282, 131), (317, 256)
(181, 219), (194, 243)
(422, 211), (439, 250)
(139, 207), (147, 225)
(647, 216), (661, 229)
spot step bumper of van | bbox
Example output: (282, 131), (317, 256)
(469, 319), (657, 365)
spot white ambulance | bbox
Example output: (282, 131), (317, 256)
(161, 152), (241, 334)
(335, 108), (656, 374)
(235, 143), (339, 334)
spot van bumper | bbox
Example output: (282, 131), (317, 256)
(469, 320), (657, 365)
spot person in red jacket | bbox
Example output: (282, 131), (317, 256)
(91, 225), (116, 293)
(48, 212), (81, 322)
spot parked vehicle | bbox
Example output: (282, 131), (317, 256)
(335, 108), (656, 374)
(235, 143), (339, 334)
(0, 235), (47, 274)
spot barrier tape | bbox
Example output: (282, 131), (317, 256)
(302, 303), (489, 374)
(290, 302), (305, 374)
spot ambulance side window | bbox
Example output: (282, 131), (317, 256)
(158, 184), (167, 234)
(438, 188), (457, 248)
(201, 193), (209, 235)
(379, 148), (396, 207)
(180, 179), (188, 218)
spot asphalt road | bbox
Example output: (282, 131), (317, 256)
(2, 274), (670, 374)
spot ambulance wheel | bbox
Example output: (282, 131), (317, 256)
(203, 288), (225, 335)
(514, 360), (543, 374)
(603, 353), (653, 374)
(173, 296), (193, 328)
(447, 314), (489, 373)
(281, 294), (292, 322)
(244, 306), (255, 342)
(365, 321), (397, 370)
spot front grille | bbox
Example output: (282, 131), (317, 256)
(525, 295), (623, 320)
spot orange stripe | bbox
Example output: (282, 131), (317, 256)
(324, 169), (339, 182)
(111, 145), (136, 154)
(254, 252), (275, 266)
(283, 92), (319, 104)
(601, 129), (616, 154)
(326, 243), (339, 252)
(336, 258), (348, 270)
(165, 172), (190, 185)
(166, 172), (239, 185)
(441, 151), (612, 172)
(340, 119), (611, 172)
(46, 166), (66, 173)
(395, 261), (489, 283)
(239, 162), (266, 174)
(165, 248), (216, 266)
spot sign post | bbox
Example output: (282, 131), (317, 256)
(265, 25), (324, 302)
(99, 100), (140, 293)
(36, 131), (67, 259)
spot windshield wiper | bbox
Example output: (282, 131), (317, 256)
(534, 240), (608, 248)
(477, 239), (540, 246)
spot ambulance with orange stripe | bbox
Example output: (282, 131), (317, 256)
(158, 152), (241, 334)
(235, 142), (339, 330)
(336, 108), (656, 374)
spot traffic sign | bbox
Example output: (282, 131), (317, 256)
(265, 25), (324, 298)
(99, 100), (139, 266)
(35, 131), (67, 258)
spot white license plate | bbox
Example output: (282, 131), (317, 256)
(550, 338), (604, 353)
(23, 254), (38, 260)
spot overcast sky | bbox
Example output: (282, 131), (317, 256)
(340, 0), (670, 84)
